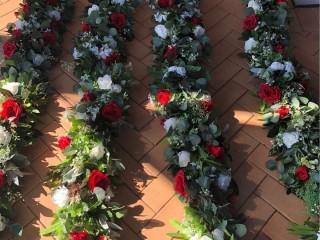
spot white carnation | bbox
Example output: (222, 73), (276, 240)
(0, 214), (5, 231)
(212, 229), (224, 240)
(163, 117), (177, 132)
(15, 20), (25, 30)
(217, 173), (231, 191)
(244, 37), (258, 53)
(167, 66), (186, 77)
(2, 82), (20, 95)
(0, 126), (12, 146)
(48, 10), (60, 20)
(72, 48), (83, 60)
(33, 54), (45, 66)
(269, 62), (284, 71)
(193, 25), (205, 37)
(283, 131), (299, 148)
(155, 25), (168, 39)
(112, 84), (122, 93)
(284, 61), (295, 73)
(97, 74), (113, 90)
(248, 0), (263, 12)
(178, 151), (190, 167)
(88, 4), (99, 15)
(111, 0), (125, 5)
(90, 144), (105, 160)
(52, 186), (70, 207)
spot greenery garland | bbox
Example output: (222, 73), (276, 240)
(40, 0), (141, 239)
(146, 0), (246, 239)
(0, 0), (73, 236)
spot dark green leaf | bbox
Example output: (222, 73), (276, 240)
(265, 160), (277, 170)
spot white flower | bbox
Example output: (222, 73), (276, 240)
(244, 38), (258, 53)
(0, 214), (5, 231)
(15, 20), (25, 30)
(90, 144), (105, 160)
(0, 126), (11, 146)
(52, 186), (70, 207)
(193, 25), (205, 37)
(178, 151), (190, 167)
(97, 74), (113, 90)
(88, 4), (99, 15)
(48, 10), (61, 20)
(163, 117), (177, 132)
(33, 54), (45, 66)
(269, 62), (284, 71)
(200, 236), (213, 240)
(111, 0), (125, 5)
(283, 131), (299, 148)
(190, 234), (201, 240)
(73, 48), (82, 59)
(2, 82), (20, 95)
(112, 84), (122, 93)
(168, 66), (186, 77)
(217, 173), (231, 191)
(248, 0), (263, 12)
(105, 187), (115, 202)
(155, 25), (168, 39)
(99, 47), (113, 59)
(212, 229), (224, 240)
(154, 12), (168, 22)
(284, 61), (295, 73)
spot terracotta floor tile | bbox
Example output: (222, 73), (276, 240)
(228, 51), (249, 70)
(237, 91), (261, 113)
(293, 47), (319, 74)
(0, 227), (12, 240)
(262, 212), (297, 240)
(220, 14), (243, 33)
(0, 12), (17, 31)
(66, 17), (82, 37)
(127, 101), (154, 130)
(140, 118), (166, 145)
(134, 4), (153, 23)
(255, 232), (271, 240)
(35, 112), (54, 130)
(60, 30), (75, 53)
(202, 7), (228, 29)
(232, 69), (261, 93)
(132, 22), (151, 41)
(207, 23), (233, 47)
(199, 0), (223, 13)
(13, 200), (35, 227)
(129, 56), (149, 80)
(127, 39), (152, 60)
(130, 81), (150, 104)
(208, 41), (237, 68)
(0, 0), (19, 17)
(119, 222), (142, 240)
(238, 194), (275, 240)
(20, 166), (42, 196)
(225, 30), (244, 50)
(140, 53), (153, 68)
(295, 8), (319, 32)
(141, 33), (153, 48)
(23, 139), (49, 162)
(31, 150), (61, 180)
(12, 218), (54, 240)
(50, 65), (64, 80)
(291, 32), (319, 56)
(256, 176), (308, 223)
(141, 74), (154, 87)
(218, 0), (246, 19)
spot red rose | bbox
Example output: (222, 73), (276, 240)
(104, 52), (119, 65)
(44, 0), (57, 6)
(158, 0), (174, 8)
(275, 106), (290, 119)
(42, 32), (56, 45)
(2, 41), (17, 58)
(157, 90), (171, 105)
(110, 13), (126, 29)
(277, 0), (288, 4)
(207, 144), (225, 161)
(243, 14), (258, 30)
(58, 136), (71, 150)
(97, 236), (106, 240)
(1, 99), (22, 123)
(88, 170), (110, 191)
(51, 20), (59, 30)
(160, 119), (165, 126)
(101, 102), (122, 122)
(191, 16), (203, 26)
(174, 170), (189, 198)
(258, 83), (281, 103)
(82, 93), (95, 102)
(273, 44), (286, 55)
(12, 29), (22, 37)
(295, 166), (309, 181)
(81, 23), (92, 32)
(0, 170), (5, 188)
(163, 45), (177, 60)
(70, 231), (90, 240)
(22, 3), (29, 14)
(202, 100), (214, 112)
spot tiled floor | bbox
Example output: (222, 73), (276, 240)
(0, 0), (319, 239)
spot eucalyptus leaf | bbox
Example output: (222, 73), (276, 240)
(277, 162), (285, 173)
(9, 223), (23, 237)
(265, 160), (277, 170)
(235, 224), (247, 237)
(310, 172), (320, 183)
(93, 187), (105, 201)
(291, 97), (300, 108)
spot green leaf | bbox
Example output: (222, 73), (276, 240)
(96, 17), (102, 24)
(9, 223), (23, 237)
(235, 224), (247, 237)
(152, 37), (163, 48)
(277, 162), (285, 173)
(291, 97), (300, 108)
(109, 28), (117, 36)
(310, 172), (320, 183)
(298, 96), (309, 105)
(76, 103), (87, 113)
(189, 134), (201, 146)
(307, 102), (319, 110)
(265, 160), (277, 170)
(93, 187), (105, 201)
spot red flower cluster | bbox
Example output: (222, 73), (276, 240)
(104, 52), (120, 65)
(44, 0), (57, 6)
(277, 0), (288, 4)
(12, 29), (22, 37)
(163, 45), (177, 60)
(2, 41), (17, 58)
(101, 102), (122, 121)
(0, 170), (5, 188)
(70, 231), (90, 240)
(174, 170), (189, 198)
(243, 14), (258, 30)
(111, 13), (126, 29)
(157, 90), (171, 105)
(207, 144), (225, 161)
(295, 166), (309, 181)
(42, 32), (57, 45)
(82, 93), (95, 102)
(158, 0), (174, 8)
(88, 170), (110, 191)
(273, 44), (286, 55)
(258, 83), (281, 103)
(81, 23), (92, 32)
(51, 20), (59, 30)
(191, 16), (203, 26)
(1, 99), (22, 123)
(58, 136), (72, 150)
(275, 106), (290, 119)
(22, 3), (29, 14)
(201, 100), (214, 112)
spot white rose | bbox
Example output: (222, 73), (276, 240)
(88, 4), (99, 15)
(52, 186), (70, 207)
(112, 84), (122, 93)
(269, 62), (284, 71)
(284, 61), (295, 73)
(15, 20), (25, 30)
(155, 25), (168, 39)
(178, 151), (190, 167)
(244, 37), (258, 53)
(111, 0), (125, 5)
(217, 173), (231, 191)
(168, 66), (186, 77)
(0, 126), (11, 146)
(163, 117), (177, 132)
(2, 82), (20, 95)
(193, 25), (205, 37)
(212, 229), (224, 240)
(248, 0), (263, 12)
(33, 54), (45, 66)
(90, 144), (105, 160)
(48, 10), (60, 20)
(283, 131), (299, 148)
(200, 236), (213, 240)
(73, 48), (83, 60)
(0, 214), (5, 231)
(97, 74), (113, 90)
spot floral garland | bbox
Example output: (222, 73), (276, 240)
(0, 0), (73, 236)
(242, 0), (319, 218)
(147, 0), (246, 239)
(40, 0), (140, 239)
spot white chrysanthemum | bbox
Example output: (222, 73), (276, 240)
(33, 54), (45, 66)
(178, 151), (190, 167)
(154, 12), (168, 22)
(244, 37), (258, 53)
(97, 74), (113, 90)
(72, 48), (83, 60)
(155, 25), (168, 39)
(248, 0), (263, 12)
(193, 25), (205, 37)
(90, 144), (105, 160)
(0, 214), (5, 231)
(111, 0), (125, 5)
(15, 20), (25, 30)
(212, 229), (224, 240)
(284, 61), (295, 73)
(163, 117), (177, 132)
(167, 66), (186, 77)
(0, 126), (11, 146)
(52, 186), (70, 207)
(217, 173), (231, 191)
(88, 4), (99, 15)
(283, 131), (299, 148)
(48, 10), (61, 20)
(269, 62), (284, 71)
(2, 82), (20, 95)
(112, 84), (122, 93)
